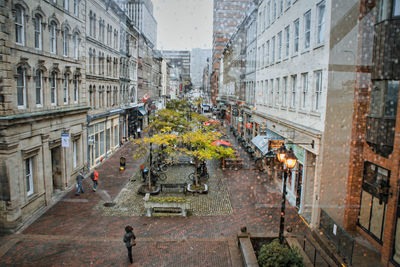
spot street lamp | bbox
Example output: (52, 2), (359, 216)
(277, 144), (298, 244)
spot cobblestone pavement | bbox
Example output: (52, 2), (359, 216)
(0, 135), (306, 267)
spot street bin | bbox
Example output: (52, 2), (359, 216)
(120, 157), (126, 171)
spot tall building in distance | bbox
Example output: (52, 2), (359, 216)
(211, 0), (254, 104)
(161, 50), (191, 94)
(190, 48), (212, 90)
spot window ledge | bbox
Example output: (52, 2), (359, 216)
(310, 111), (321, 117)
(289, 107), (296, 112)
(298, 109), (308, 115)
(314, 43), (324, 50)
(291, 54), (298, 59)
(301, 49), (310, 55)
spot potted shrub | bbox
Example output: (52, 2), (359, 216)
(257, 239), (304, 267)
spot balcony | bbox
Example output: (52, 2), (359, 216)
(366, 116), (396, 157)
(372, 20), (400, 80)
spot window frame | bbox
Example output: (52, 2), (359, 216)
(25, 157), (34, 197)
(35, 69), (43, 107)
(15, 5), (25, 45)
(73, 33), (79, 60)
(63, 28), (69, 57)
(291, 75), (297, 108)
(51, 72), (57, 106)
(50, 22), (57, 54)
(63, 74), (69, 104)
(314, 70), (323, 111)
(17, 67), (26, 109)
(316, 0), (326, 45)
(34, 14), (42, 50)
(293, 19), (299, 55)
(73, 75), (79, 103)
(304, 10), (312, 50)
(301, 73), (308, 109)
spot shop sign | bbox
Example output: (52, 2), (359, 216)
(245, 123), (252, 129)
(268, 140), (285, 150)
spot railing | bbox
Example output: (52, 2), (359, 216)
(302, 235), (333, 267)
(319, 209), (354, 266)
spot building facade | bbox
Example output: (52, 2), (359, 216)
(0, 0), (88, 233)
(190, 48), (211, 90)
(211, 0), (254, 105)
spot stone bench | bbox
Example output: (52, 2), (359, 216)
(160, 183), (188, 194)
(143, 194), (189, 217)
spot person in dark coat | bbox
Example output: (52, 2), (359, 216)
(75, 172), (84, 196)
(123, 225), (136, 263)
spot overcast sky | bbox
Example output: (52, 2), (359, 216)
(153, 0), (213, 51)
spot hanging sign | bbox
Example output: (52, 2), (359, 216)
(61, 133), (69, 147)
(245, 123), (252, 129)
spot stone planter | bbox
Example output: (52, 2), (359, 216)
(144, 201), (190, 217)
(187, 183), (208, 194)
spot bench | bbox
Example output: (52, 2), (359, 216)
(160, 183), (188, 194)
(221, 157), (244, 170)
(144, 200), (190, 217)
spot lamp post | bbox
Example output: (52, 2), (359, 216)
(276, 144), (297, 244)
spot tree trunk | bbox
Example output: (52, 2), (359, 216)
(195, 158), (200, 186)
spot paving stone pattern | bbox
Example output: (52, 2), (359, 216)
(0, 137), (307, 267)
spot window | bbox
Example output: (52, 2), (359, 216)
(74, 0), (79, 16)
(15, 5), (24, 45)
(63, 28), (69, 57)
(25, 158), (34, 196)
(277, 31), (282, 61)
(34, 15), (42, 49)
(261, 44), (265, 67)
(270, 79), (274, 105)
(276, 78), (280, 105)
(279, 0), (284, 16)
(267, 1), (271, 26)
(63, 74), (69, 104)
(257, 47), (261, 69)
(293, 19), (299, 54)
(73, 75), (79, 103)
(273, 0), (277, 22)
(304, 10), (311, 49)
(89, 11), (93, 36)
(317, 1), (326, 44)
(50, 22), (57, 54)
(283, 77), (288, 107)
(358, 162), (389, 242)
(314, 71), (323, 111)
(271, 36), (275, 63)
(73, 140), (77, 168)
(285, 26), (290, 58)
(35, 70), (43, 106)
(51, 72), (57, 105)
(377, 0), (400, 22)
(64, 0), (69, 11)
(286, 0), (291, 8)
(266, 40), (270, 65)
(73, 33), (79, 59)
(301, 73), (308, 108)
(17, 67), (26, 108)
(291, 75), (297, 108)
(370, 80), (399, 118)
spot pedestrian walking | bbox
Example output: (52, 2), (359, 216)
(136, 126), (141, 138)
(90, 169), (99, 191)
(123, 225), (136, 264)
(75, 172), (84, 196)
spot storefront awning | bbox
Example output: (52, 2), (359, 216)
(138, 107), (147, 116)
(251, 130), (284, 155)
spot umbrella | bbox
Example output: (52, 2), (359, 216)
(211, 140), (232, 147)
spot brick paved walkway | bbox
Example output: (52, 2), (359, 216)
(0, 140), (306, 266)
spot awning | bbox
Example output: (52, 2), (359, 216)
(251, 130), (284, 155)
(138, 107), (147, 116)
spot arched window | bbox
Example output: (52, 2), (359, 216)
(93, 14), (96, 38)
(63, 73), (69, 104)
(73, 74), (79, 103)
(50, 71), (57, 105)
(73, 33), (79, 59)
(93, 49), (96, 74)
(89, 85), (93, 107)
(63, 28), (69, 57)
(17, 67), (26, 108)
(50, 22), (57, 54)
(15, 5), (25, 45)
(89, 11), (93, 36)
(35, 69), (43, 106)
(34, 14), (42, 49)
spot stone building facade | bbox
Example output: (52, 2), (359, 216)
(0, 0), (88, 233)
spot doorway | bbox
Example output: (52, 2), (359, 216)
(51, 146), (62, 191)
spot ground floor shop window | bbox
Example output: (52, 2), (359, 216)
(358, 162), (389, 242)
(25, 158), (34, 196)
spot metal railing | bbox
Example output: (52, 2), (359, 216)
(320, 209), (354, 266)
(302, 235), (333, 267)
